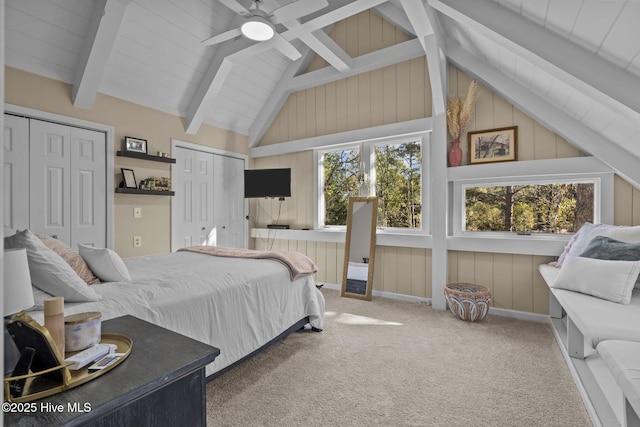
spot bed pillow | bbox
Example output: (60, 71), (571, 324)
(36, 234), (101, 285)
(580, 236), (640, 289)
(557, 223), (640, 268)
(580, 235), (640, 261)
(551, 255), (640, 304)
(4, 230), (102, 302)
(25, 287), (54, 312)
(78, 245), (131, 282)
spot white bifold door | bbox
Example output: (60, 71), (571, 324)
(172, 145), (245, 251)
(4, 114), (107, 249)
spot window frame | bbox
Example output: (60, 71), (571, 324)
(451, 158), (614, 246)
(314, 133), (429, 235)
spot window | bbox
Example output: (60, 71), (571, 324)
(464, 182), (594, 234)
(374, 141), (422, 229)
(321, 147), (360, 226)
(317, 137), (424, 230)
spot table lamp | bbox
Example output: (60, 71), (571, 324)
(4, 248), (35, 374)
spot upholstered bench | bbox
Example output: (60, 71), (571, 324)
(539, 264), (640, 358)
(597, 340), (640, 427)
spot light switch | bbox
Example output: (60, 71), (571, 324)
(134, 207), (142, 218)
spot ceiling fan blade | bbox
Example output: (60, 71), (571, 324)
(270, 0), (328, 24)
(201, 27), (242, 46)
(271, 33), (301, 60)
(219, 0), (252, 17)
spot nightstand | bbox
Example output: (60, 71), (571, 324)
(5, 315), (220, 426)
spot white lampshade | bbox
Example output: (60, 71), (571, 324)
(241, 15), (275, 41)
(3, 248), (34, 315)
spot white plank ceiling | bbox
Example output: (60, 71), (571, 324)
(4, 0), (640, 183)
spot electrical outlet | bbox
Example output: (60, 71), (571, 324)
(134, 207), (142, 218)
(133, 236), (142, 247)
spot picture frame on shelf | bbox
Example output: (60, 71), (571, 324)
(121, 168), (137, 189)
(468, 126), (518, 164)
(124, 136), (147, 154)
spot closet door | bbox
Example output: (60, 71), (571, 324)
(213, 154), (245, 248)
(30, 120), (72, 245)
(29, 119), (106, 249)
(70, 127), (106, 248)
(3, 115), (29, 231)
(172, 146), (214, 250)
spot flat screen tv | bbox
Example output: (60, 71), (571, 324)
(244, 168), (291, 198)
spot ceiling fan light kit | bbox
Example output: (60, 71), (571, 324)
(241, 14), (275, 41)
(203, 0), (329, 60)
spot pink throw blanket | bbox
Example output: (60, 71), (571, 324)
(178, 246), (318, 280)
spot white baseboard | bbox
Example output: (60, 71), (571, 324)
(319, 282), (549, 323)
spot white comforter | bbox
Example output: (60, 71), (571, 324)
(28, 251), (325, 376)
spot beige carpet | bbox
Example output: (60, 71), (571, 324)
(206, 289), (591, 426)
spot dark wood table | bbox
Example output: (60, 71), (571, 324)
(4, 315), (220, 426)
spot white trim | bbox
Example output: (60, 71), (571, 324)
(251, 227), (433, 249)
(315, 142), (361, 228)
(170, 139), (249, 249)
(171, 139), (249, 162)
(488, 306), (549, 323)
(4, 103), (116, 249)
(320, 282), (549, 323)
(313, 149), (322, 230)
(448, 156), (612, 181)
(449, 156), (614, 255)
(250, 117), (433, 158)
(314, 133), (429, 234)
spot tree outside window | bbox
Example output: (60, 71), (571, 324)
(375, 141), (422, 229)
(322, 148), (360, 226)
(465, 182), (594, 233)
(321, 140), (423, 229)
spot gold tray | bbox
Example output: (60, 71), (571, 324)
(4, 333), (133, 403)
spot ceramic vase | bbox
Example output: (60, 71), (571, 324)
(448, 139), (462, 167)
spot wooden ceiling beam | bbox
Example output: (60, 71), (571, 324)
(447, 42), (640, 189)
(248, 44), (313, 147)
(287, 38), (424, 91)
(72, 0), (133, 109)
(373, 2), (416, 36)
(432, 0), (640, 118)
(184, 37), (254, 135)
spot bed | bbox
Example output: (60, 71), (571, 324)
(5, 230), (325, 378)
(346, 261), (369, 294)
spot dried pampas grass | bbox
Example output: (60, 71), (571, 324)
(446, 81), (478, 140)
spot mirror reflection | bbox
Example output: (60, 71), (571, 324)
(341, 197), (378, 301)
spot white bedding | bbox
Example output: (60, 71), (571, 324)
(347, 262), (369, 281)
(27, 251), (325, 376)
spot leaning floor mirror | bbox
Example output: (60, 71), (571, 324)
(341, 196), (378, 301)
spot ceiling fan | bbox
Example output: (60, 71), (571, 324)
(202, 0), (328, 60)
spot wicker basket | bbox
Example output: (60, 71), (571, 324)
(444, 282), (491, 322)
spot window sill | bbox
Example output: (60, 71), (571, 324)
(448, 233), (570, 256)
(250, 228), (432, 248)
(250, 228), (567, 256)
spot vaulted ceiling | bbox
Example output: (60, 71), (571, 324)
(5, 0), (640, 184)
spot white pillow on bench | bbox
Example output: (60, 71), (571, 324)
(552, 255), (640, 304)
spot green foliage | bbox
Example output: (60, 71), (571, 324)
(465, 183), (593, 233)
(375, 142), (422, 228)
(322, 141), (422, 228)
(323, 149), (360, 225)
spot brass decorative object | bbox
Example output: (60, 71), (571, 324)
(4, 312), (132, 402)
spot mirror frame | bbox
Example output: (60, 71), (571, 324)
(341, 196), (378, 301)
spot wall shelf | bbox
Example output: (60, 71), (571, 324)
(116, 187), (174, 196)
(117, 151), (176, 163)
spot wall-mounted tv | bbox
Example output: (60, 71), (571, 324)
(244, 168), (291, 198)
